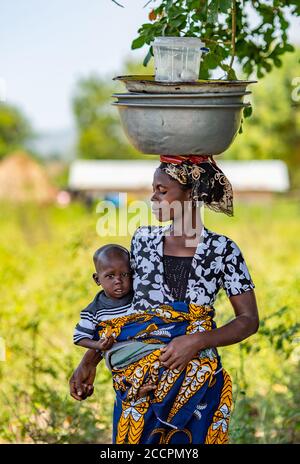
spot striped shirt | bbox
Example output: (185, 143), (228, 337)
(73, 289), (134, 345)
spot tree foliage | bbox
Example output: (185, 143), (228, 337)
(0, 103), (32, 159)
(113, 0), (299, 80)
(72, 62), (157, 160)
(226, 49), (300, 187)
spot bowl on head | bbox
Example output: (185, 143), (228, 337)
(112, 101), (250, 156)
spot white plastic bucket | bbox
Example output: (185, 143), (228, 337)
(152, 36), (208, 82)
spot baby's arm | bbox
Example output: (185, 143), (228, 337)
(73, 298), (108, 350)
(76, 336), (114, 351)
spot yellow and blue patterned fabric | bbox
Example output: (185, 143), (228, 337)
(97, 301), (233, 444)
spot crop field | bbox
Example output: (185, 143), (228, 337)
(0, 197), (299, 443)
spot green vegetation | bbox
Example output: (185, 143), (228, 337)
(226, 49), (300, 188)
(0, 199), (299, 443)
(72, 75), (136, 160)
(0, 103), (32, 159)
(127, 0), (299, 79)
(71, 60), (158, 160)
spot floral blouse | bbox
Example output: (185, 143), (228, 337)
(129, 224), (255, 312)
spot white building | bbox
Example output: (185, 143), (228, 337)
(68, 159), (290, 201)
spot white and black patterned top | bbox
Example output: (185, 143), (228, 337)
(129, 224), (255, 311)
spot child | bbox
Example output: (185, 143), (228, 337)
(73, 244), (134, 351)
(73, 244), (158, 398)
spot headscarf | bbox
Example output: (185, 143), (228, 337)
(159, 154), (234, 217)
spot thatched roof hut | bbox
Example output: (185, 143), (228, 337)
(0, 151), (57, 203)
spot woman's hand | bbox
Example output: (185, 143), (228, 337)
(159, 334), (203, 371)
(69, 350), (102, 401)
(69, 362), (96, 401)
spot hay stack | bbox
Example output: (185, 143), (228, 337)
(0, 151), (57, 203)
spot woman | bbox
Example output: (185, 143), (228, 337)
(69, 154), (259, 444)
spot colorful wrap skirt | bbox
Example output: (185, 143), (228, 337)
(97, 302), (233, 445)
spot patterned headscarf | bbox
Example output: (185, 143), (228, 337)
(159, 154), (234, 217)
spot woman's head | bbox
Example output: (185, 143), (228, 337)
(151, 168), (192, 222)
(151, 155), (234, 222)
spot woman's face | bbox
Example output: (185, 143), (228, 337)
(150, 168), (191, 222)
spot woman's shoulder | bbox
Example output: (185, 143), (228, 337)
(204, 226), (243, 255)
(132, 224), (168, 241)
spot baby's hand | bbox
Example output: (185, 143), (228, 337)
(136, 382), (157, 399)
(97, 336), (114, 351)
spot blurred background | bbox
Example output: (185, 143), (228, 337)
(0, 0), (299, 444)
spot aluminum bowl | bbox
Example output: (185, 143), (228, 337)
(112, 102), (250, 156)
(112, 91), (251, 106)
(113, 75), (257, 94)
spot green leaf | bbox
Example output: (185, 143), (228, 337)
(143, 47), (153, 67)
(273, 57), (282, 67)
(257, 66), (265, 78)
(220, 63), (237, 80)
(165, 0), (174, 13)
(227, 67), (237, 80)
(171, 15), (187, 28)
(205, 53), (221, 69)
(285, 43), (295, 52)
(131, 36), (146, 50)
(243, 61), (253, 76)
(278, 14), (289, 31)
(219, 0), (231, 13)
(168, 7), (185, 20)
(207, 0), (219, 24)
(243, 105), (253, 119)
(263, 61), (272, 73)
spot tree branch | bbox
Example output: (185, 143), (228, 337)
(111, 0), (124, 7)
(229, 0), (237, 69)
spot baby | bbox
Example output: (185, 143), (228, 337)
(73, 244), (133, 350)
(73, 244), (157, 398)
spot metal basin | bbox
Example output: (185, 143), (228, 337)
(112, 102), (250, 156)
(113, 75), (257, 94)
(113, 91), (251, 106)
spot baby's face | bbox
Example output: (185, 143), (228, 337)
(94, 256), (132, 299)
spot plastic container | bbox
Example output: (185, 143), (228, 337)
(152, 36), (208, 82)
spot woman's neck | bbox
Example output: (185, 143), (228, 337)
(169, 203), (204, 248)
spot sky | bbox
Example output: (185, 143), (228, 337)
(0, 0), (299, 132)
